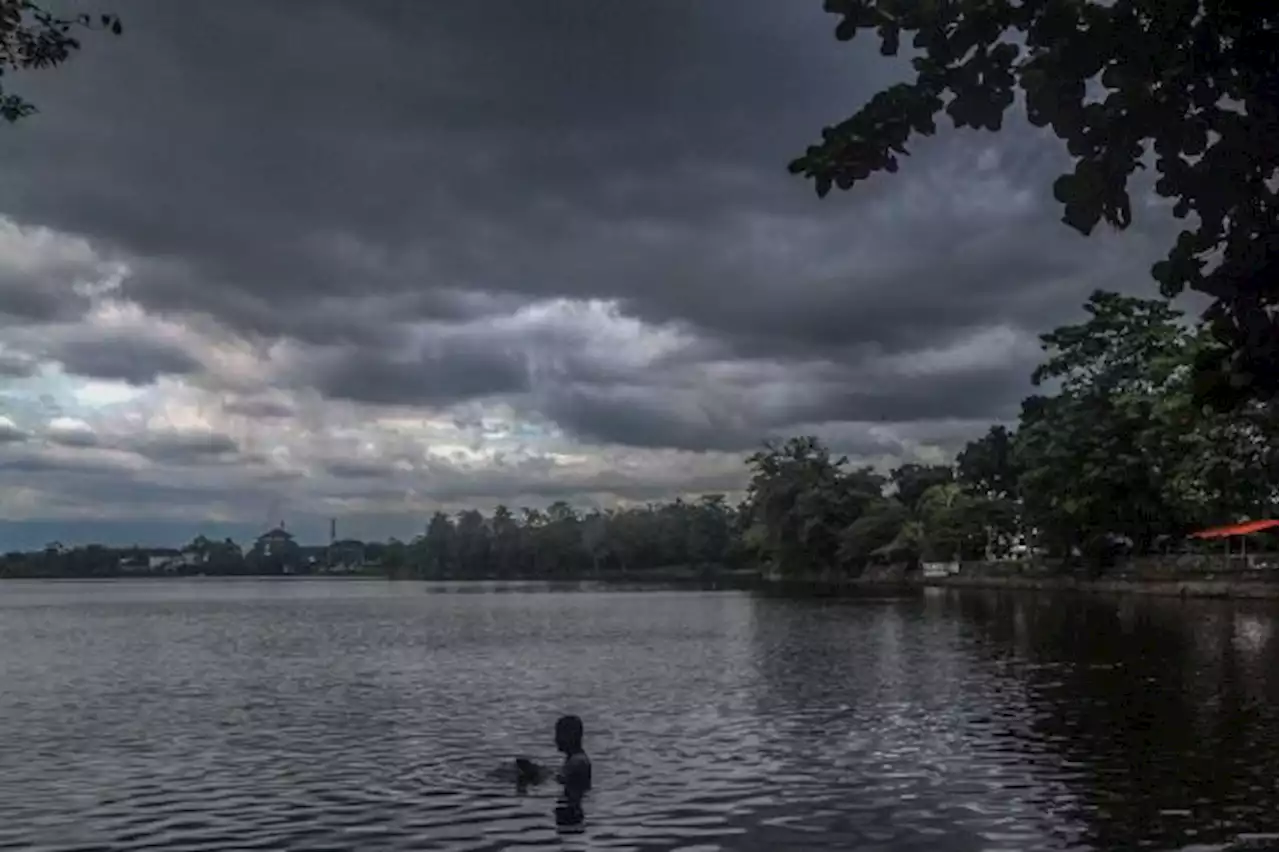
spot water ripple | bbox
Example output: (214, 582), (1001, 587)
(0, 581), (1274, 851)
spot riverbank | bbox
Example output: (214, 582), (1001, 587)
(916, 554), (1280, 599)
(918, 573), (1278, 600)
(756, 558), (1279, 600)
(755, 574), (1277, 600)
(6, 567), (1276, 599)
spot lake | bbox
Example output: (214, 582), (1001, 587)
(0, 580), (1274, 851)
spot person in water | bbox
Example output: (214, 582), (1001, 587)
(553, 714), (591, 800)
(552, 714), (590, 828)
(510, 715), (592, 796)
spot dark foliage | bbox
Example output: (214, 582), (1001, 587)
(791, 0), (1277, 410)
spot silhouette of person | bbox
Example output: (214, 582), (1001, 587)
(552, 714), (590, 828)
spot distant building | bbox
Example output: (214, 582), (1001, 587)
(113, 548), (190, 573)
(327, 539), (366, 572)
(298, 545), (327, 569)
(117, 553), (150, 573)
(256, 527), (295, 557)
(147, 548), (184, 571)
(251, 526), (302, 573)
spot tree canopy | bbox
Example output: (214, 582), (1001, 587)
(790, 0), (1276, 410)
(1014, 290), (1277, 556)
(0, 1), (121, 122)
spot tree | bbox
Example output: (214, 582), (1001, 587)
(456, 509), (493, 578)
(743, 436), (888, 575)
(889, 463), (954, 512)
(381, 537), (410, 577)
(1015, 294), (1187, 554)
(791, 0), (1277, 408)
(1, 1), (122, 122)
(919, 482), (1019, 561)
(956, 425), (1019, 501)
(421, 511), (454, 578)
(838, 499), (910, 566)
(490, 505), (522, 579)
(686, 494), (734, 568)
(1149, 332), (1278, 528)
(1013, 291), (1277, 558)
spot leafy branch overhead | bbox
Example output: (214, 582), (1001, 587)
(791, 0), (1277, 408)
(0, 1), (121, 122)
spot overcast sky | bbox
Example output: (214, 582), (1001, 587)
(0, 0), (1183, 548)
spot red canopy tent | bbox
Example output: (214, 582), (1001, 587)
(1187, 519), (1278, 563)
(1189, 519), (1279, 539)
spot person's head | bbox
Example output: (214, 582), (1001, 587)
(554, 714), (584, 754)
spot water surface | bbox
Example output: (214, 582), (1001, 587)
(0, 580), (1274, 851)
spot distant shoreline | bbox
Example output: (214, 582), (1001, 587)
(0, 572), (760, 587)
(4, 571), (1276, 600)
(920, 574), (1278, 599)
(752, 568), (1280, 601)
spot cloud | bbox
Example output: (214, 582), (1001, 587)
(0, 349), (37, 378)
(0, 415), (27, 443)
(221, 396), (294, 419)
(49, 334), (203, 386)
(0, 217), (117, 324)
(126, 430), (240, 465)
(323, 459), (390, 480)
(0, 1), (1191, 543)
(46, 416), (100, 448)
(302, 337), (531, 408)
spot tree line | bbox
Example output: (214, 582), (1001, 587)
(0, 498), (749, 581)
(2, 291), (1275, 581)
(740, 291), (1276, 576)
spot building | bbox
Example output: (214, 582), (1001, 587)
(114, 548), (189, 573)
(327, 539), (367, 572)
(147, 548), (184, 571)
(256, 527), (295, 557)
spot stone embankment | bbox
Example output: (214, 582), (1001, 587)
(922, 554), (1278, 599)
(761, 555), (1280, 599)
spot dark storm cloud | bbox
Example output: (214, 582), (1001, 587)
(127, 431), (239, 465)
(0, 254), (99, 325)
(0, 2), (912, 335)
(39, 424), (240, 463)
(0, 446), (122, 475)
(0, 350), (37, 378)
(307, 339), (530, 407)
(0, 0), (1183, 456)
(324, 459), (392, 480)
(404, 459), (747, 506)
(539, 355), (1032, 452)
(50, 334), (202, 385)
(787, 362), (1033, 426)
(539, 385), (758, 452)
(0, 443), (278, 525)
(221, 397), (295, 419)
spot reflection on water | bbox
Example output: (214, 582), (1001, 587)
(942, 590), (1277, 852)
(0, 580), (1273, 851)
